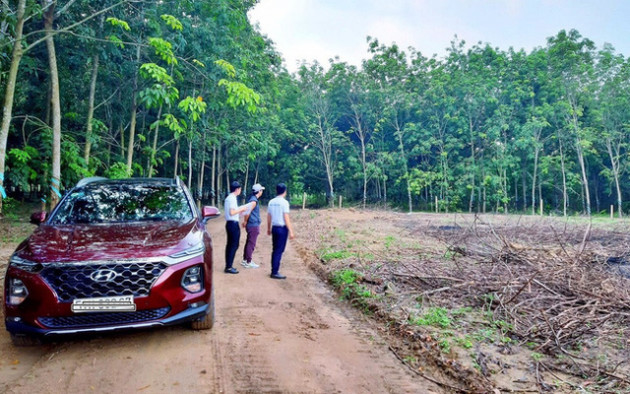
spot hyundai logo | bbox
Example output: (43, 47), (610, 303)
(90, 269), (118, 283)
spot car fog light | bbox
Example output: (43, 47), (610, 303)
(8, 278), (29, 305)
(181, 266), (203, 293)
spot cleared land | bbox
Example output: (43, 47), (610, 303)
(1, 208), (630, 392)
(293, 209), (630, 392)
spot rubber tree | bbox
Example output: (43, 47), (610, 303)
(547, 30), (597, 216)
(297, 62), (340, 207)
(364, 39), (416, 213)
(0, 0), (27, 214)
(593, 46), (630, 218)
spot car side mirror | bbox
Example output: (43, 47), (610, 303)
(202, 206), (220, 221)
(30, 211), (47, 225)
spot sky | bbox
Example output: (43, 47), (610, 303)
(248, 0), (630, 73)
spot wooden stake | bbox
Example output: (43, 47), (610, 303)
(539, 199), (543, 216)
(611, 205), (614, 219)
(339, 195), (342, 208)
(302, 193), (306, 210)
(435, 196), (438, 213)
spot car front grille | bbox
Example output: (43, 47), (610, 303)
(38, 307), (171, 328)
(40, 261), (168, 302)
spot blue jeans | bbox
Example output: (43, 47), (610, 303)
(225, 221), (240, 270)
(271, 226), (288, 275)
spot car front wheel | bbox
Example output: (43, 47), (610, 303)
(191, 288), (214, 330)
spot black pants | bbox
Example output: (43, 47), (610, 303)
(225, 221), (240, 270)
(271, 226), (288, 275)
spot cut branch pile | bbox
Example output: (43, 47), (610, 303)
(371, 216), (630, 384)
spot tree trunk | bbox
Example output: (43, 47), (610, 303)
(119, 122), (125, 159)
(0, 0), (27, 214)
(174, 138), (179, 178)
(606, 138), (623, 218)
(468, 117), (475, 213)
(395, 124), (412, 213)
(521, 160), (527, 212)
(531, 145), (540, 215)
(187, 137), (192, 189)
(126, 44), (141, 175)
(84, 53), (99, 165)
(575, 139), (591, 216)
(243, 160), (249, 195)
(148, 105), (163, 177)
(559, 137), (568, 217)
(197, 131), (206, 208)
(217, 144), (222, 207)
(211, 145), (216, 206)
(361, 136), (367, 209)
(44, 1), (62, 209)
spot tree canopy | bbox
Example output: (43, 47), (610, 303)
(1, 1), (629, 216)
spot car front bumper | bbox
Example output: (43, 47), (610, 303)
(5, 303), (208, 337)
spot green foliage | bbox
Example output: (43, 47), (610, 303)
(321, 250), (354, 262)
(2, 0), (630, 220)
(215, 59), (236, 78)
(178, 96), (207, 123)
(330, 269), (373, 302)
(106, 17), (130, 31)
(411, 307), (452, 328)
(384, 235), (396, 249)
(106, 162), (132, 179)
(139, 63), (174, 85)
(160, 14), (183, 31)
(218, 79), (261, 113)
(148, 37), (178, 65)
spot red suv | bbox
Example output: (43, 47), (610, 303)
(3, 177), (219, 345)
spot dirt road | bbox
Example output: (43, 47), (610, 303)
(0, 216), (439, 393)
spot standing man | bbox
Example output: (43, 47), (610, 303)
(224, 181), (248, 274)
(241, 183), (265, 269)
(267, 183), (295, 279)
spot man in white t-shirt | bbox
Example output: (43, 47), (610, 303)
(266, 183), (295, 279)
(224, 181), (248, 274)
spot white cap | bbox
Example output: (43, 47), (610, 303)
(252, 183), (265, 192)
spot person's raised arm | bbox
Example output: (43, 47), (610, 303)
(267, 212), (272, 235)
(229, 202), (248, 216)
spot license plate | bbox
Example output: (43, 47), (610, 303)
(71, 295), (136, 313)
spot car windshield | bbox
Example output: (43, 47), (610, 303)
(51, 184), (194, 224)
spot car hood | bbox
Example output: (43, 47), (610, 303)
(19, 220), (201, 263)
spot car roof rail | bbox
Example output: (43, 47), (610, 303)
(76, 176), (108, 188)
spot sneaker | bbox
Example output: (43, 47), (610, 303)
(240, 260), (249, 267)
(224, 267), (239, 274)
(247, 261), (260, 268)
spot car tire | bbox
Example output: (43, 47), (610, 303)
(191, 288), (214, 330)
(10, 333), (42, 346)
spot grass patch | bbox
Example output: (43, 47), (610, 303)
(411, 307), (452, 328)
(384, 235), (397, 249)
(330, 269), (375, 304)
(320, 250), (354, 262)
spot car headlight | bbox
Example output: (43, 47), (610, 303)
(181, 265), (204, 293)
(169, 243), (205, 259)
(9, 255), (43, 273)
(8, 278), (29, 305)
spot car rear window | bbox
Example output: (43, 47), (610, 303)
(51, 184), (194, 224)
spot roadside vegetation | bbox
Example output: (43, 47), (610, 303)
(295, 209), (630, 392)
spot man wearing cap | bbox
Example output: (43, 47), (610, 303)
(224, 181), (249, 274)
(267, 183), (295, 279)
(241, 183), (265, 269)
